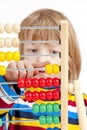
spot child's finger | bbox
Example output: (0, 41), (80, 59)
(23, 60), (34, 78)
(16, 61), (26, 78)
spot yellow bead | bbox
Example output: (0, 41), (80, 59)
(5, 52), (12, 61)
(0, 52), (5, 62)
(12, 51), (20, 61)
(45, 64), (52, 74)
(0, 66), (6, 76)
(52, 64), (60, 74)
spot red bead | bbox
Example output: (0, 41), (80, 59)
(38, 78), (46, 88)
(52, 90), (60, 100)
(52, 78), (60, 87)
(25, 78), (31, 88)
(39, 91), (46, 100)
(25, 91), (32, 102)
(18, 78), (24, 88)
(32, 91), (39, 101)
(46, 91), (53, 100)
(45, 77), (53, 88)
(32, 78), (39, 88)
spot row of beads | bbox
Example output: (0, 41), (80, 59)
(18, 77), (60, 88)
(25, 90), (60, 102)
(32, 103), (60, 114)
(0, 51), (20, 62)
(39, 115), (60, 125)
(0, 38), (19, 48)
(0, 23), (20, 33)
(0, 64), (60, 76)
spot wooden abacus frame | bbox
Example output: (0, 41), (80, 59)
(1, 20), (86, 130)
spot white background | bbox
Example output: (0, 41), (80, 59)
(0, 0), (87, 93)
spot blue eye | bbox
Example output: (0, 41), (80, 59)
(31, 49), (37, 53)
(52, 51), (58, 54)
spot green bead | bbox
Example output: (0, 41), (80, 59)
(47, 103), (53, 113)
(39, 116), (46, 125)
(32, 104), (39, 113)
(53, 115), (60, 124)
(40, 104), (46, 113)
(53, 103), (60, 112)
(0, 118), (2, 127)
(46, 115), (52, 125)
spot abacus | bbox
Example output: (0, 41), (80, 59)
(0, 21), (69, 130)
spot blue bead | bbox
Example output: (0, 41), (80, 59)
(47, 128), (52, 130)
(53, 127), (59, 130)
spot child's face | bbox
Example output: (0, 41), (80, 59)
(24, 43), (61, 78)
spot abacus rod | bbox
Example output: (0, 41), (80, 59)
(0, 107), (31, 111)
(0, 95), (22, 98)
(20, 25), (60, 30)
(20, 54), (59, 57)
(0, 82), (17, 85)
(2, 119), (38, 124)
(7, 68), (45, 71)
(20, 40), (60, 44)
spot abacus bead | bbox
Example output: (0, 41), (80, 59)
(45, 64), (52, 74)
(52, 90), (60, 100)
(4, 38), (12, 48)
(0, 23), (4, 33)
(53, 103), (60, 112)
(18, 78), (25, 88)
(38, 78), (45, 88)
(0, 118), (2, 127)
(53, 127), (59, 130)
(46, 91), (53, 100)
(12, 38), (19, 47)
(39, 116), (46, 125)
(5, 51), (12, 61)
(32, 104), (39, 113)
(46, 115), (52, 125)
(0, 66), (6, 76)
(52, 78), (60, 87)
(12, 51), (20, 61)
(25, 91), (32, 102)
(39, 104), (46, 113)
(4, 23), (12, 33)
(0, 52), (5, 62)
(32, 78), (39, 88)
(52, 64), (60, 74)
(39, 91), (46, 100)
(47, 128), (52, 130)
(12, 23), (20, 33)
(25, 78), (31, 88)
(45, 77), (52, 87)
(0, 38), (4, 47)
(46, 103), (53, 113)
(32, 91), (39, 101)
(53, 115), (59, 124)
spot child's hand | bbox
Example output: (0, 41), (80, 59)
(4, 59), (49, 82)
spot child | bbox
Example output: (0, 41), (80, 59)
(0, 8), (87, 130)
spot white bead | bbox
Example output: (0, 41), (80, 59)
(4, 23), (12, 33)
(0, 38), (4, 47)
(4, 38), (12, 47)
(0, 23), (5, 33)
(12, 38), (19, 47)
(68, 83), (74, 94)
(12, 23), (20, 33)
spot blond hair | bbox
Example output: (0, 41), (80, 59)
(19, 8), (81, 82)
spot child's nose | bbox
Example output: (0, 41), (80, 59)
(37, 56), (51, 63)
